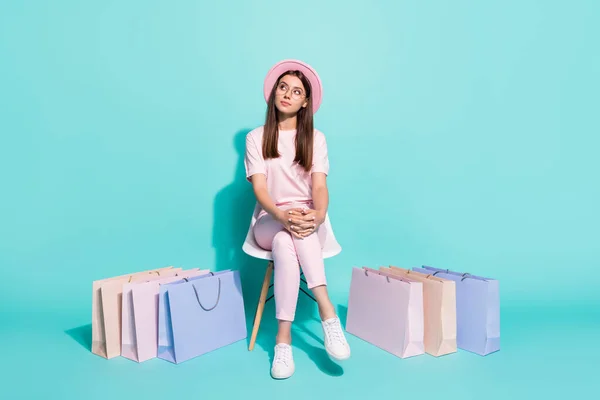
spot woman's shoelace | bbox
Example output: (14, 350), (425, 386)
(324, 320), (345, 343)
(274, 345), (292, 366)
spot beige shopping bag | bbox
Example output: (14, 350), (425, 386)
(91, 266), (179, 359)
(381, 266), (457, 357)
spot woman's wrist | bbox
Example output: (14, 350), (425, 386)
(315, 209), (326, 224)
(273, 208), (285, 223)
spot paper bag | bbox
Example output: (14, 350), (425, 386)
(91, 266), (179, 359)
(346, 267), (424, 358)
(121, 268), (211, 362)
(382, 266), (457, 357)
(158, 270), (247, 364)
(416, 266), (499, 355)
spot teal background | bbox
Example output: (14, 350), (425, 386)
(1, 0), (598, 398)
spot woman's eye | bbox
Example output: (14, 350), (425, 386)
(294, 90), (301, 95)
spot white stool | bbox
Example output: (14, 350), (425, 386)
(242, 202), (342, 351)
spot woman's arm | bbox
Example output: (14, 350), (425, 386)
(250, 173), (283, 221)
(312, 172), (329, 224)
(250, 173), (304, 238)
(293, 172), (328, 238)
(310, 172), (329, 224)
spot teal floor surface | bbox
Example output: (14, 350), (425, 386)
(2, 300), (597, 399)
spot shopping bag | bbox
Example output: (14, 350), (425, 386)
(91, 266), (179, 359)
(416, 265), (500, 355)
(157, 271), (231, 362)
(382, 266), (457, 357)
(157, 270), (247, 364)
(346, 267), (424, 358)
(121, 268), (210, 362)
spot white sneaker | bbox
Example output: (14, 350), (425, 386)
(322, 316), (351, 361)
(271, 343), (295, 379)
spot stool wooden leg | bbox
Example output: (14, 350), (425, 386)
(248, 261), (274, 351)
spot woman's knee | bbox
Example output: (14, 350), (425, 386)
(254, 230), (273, 251)
(253, 221), (279, 250)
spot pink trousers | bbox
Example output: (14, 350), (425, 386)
(253, 202), (327, 321)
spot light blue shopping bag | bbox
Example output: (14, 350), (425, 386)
(157, 270), (246, 364)
(157, 272), (228, 362)
(414, 266), (500, 356)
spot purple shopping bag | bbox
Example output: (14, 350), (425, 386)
(157, 270), (246, 364)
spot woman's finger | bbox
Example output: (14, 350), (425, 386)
(293, 224), (314, 230)
(299, 230), (314, 237)
(290, 224), (314, 231)
(289, 218), (311, 225)
(287, 226), (303, 238)
(297, 225), (317, 234)
(300, 212), (317, 221)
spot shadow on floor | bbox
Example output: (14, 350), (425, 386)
(64, 324), (92, 352)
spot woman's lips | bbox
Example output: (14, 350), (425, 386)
(281, 101), (291, 107)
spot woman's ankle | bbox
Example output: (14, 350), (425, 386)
(276, 334), (292, 345)
(276, 319), (292, 345)
(318, 304), (336, 321)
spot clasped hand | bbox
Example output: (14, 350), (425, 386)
(277, 207), (324, 239)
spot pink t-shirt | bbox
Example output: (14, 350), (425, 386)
(244, 126), (329, 206)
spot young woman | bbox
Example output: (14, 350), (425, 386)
(244, 59), (351, 379)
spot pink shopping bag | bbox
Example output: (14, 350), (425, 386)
(383, 266), (457, 357)
(346, 267), (425, 358)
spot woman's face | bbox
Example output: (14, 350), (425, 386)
(274, 74), (308, 115)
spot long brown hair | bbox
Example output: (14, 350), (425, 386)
(262, 70), (314, 172)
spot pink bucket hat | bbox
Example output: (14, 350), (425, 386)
(263, 59), (323, 114)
